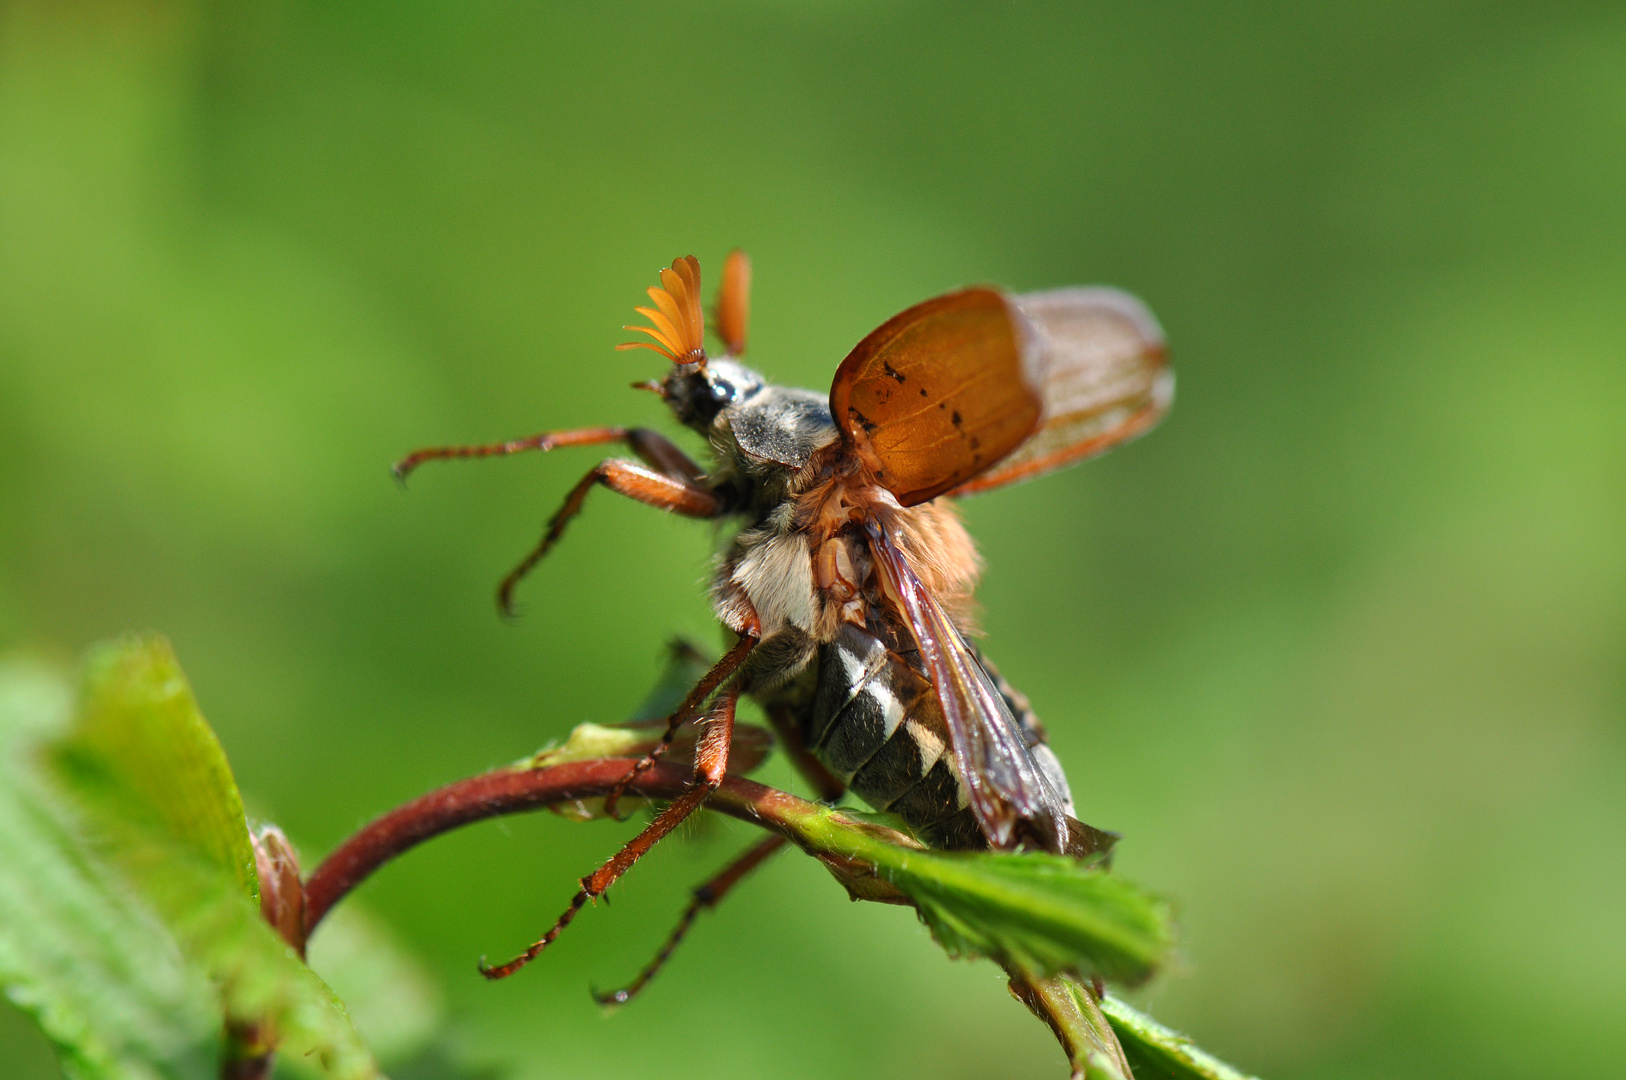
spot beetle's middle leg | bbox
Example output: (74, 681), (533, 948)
(497, 456), (720, 615)
(602, 634), (757, 819)
(479, 683), (743, 981)
(588, 693), (845, 1000)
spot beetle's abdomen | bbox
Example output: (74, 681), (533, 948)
(803, 623), (987, 849)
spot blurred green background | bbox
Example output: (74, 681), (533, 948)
(3, 1), (1623, 1077)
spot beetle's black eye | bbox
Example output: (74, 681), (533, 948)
(710, 378), (736, 404)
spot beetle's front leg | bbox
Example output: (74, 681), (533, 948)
(497, 459), (721, 616)
(393, 424), (631, 481)
(392, 425), (707, 485)
(601, 634), (757, 819)
(623, 428), (707, 484)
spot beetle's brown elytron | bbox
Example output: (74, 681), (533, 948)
(395, 251), (1171, 988)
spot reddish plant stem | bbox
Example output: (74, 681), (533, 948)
(301, 758), (813, 937)
(294, 756), (1133, 1077)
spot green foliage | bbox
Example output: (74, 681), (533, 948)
(521, 722), (652, 769)
(0, 640), (380, 1079)
(764, 800), (1173, 985)
(2, 635), (1210, 1080)
(0, 635), (1209, 1080)
(58, 638), (261, 903)
(0, 656), (220, 1080)
(895, 851), (1172, 984)
(1103, 996), (1261, 1080)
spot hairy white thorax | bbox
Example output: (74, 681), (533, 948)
(716, 502), (818, 638)
(710, 478), (983, 645)
(702, 370), (983, 647)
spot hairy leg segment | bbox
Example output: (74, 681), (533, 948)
(497, 457), (720, 616)
(603, 635), (757, 820)
(592, 834), (788, 1006)
(480, 681), (745, 980)
(587, 687), (851, 1004)
(393, 425), (703, 484)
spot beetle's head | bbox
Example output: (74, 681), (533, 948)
(657, 356), (765, 429)
(618, 254), (762, 433)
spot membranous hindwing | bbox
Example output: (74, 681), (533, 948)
(952, 287), (1170, 496)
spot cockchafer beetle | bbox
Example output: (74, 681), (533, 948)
(395, 251), (1171, 988)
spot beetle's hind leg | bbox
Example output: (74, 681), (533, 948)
(591, 833), (787, 1007)
(479, 682), (745, 981)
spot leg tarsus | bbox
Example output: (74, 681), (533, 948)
(393, 425), (632, 483)
(480, 687), (741, 981)
(591, 834), (787, 1007)
(496, 458), (721, 617)
(479, 885), (592, 980)
(394, 425), (703, 485)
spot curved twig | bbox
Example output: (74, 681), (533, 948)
(296, 755), (1162, 1079)
(301, 758), (831, 937)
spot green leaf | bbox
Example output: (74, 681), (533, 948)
(0, 655), (221, 1080)
(755, 798), (1175, 985)
(105, 849), (371, 1080)
(521, 722), (653, 769)
(1101, 995), (1261, 1080)
(0, 637), (381, 1079)
(60, 637), (260, 900)
(52, 635), (378, 1079)
(887, 849), (1174, 984)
